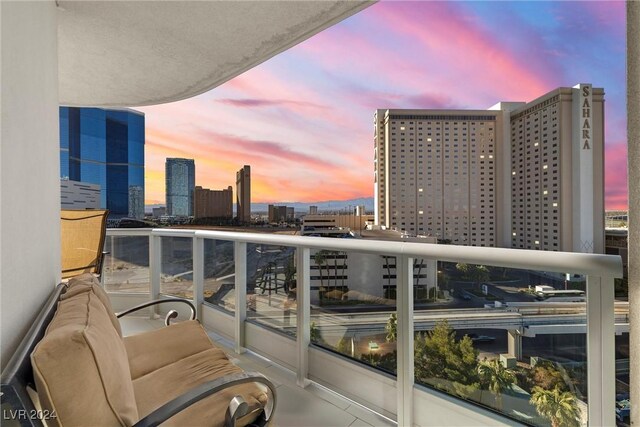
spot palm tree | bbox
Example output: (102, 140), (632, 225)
(339, 251), (347, 291)
(330, 250), (338, 291)
(382, 255), (393, 298)
(414, 258), (422, 287)
(314, 250), (328, 300)
(529, 386), (581, 427)
(478, 359), (516, 410)
(385, 313), (397, 342)
(414, 258), (426, 298)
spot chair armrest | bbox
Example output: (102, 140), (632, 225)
(116, 298), (196, 326)
(132, 372), (276, 427)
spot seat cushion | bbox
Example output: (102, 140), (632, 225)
(62, 272), (123, 337)
(32, 291), (138, 427)
(124, 320), (216, 380)
(133, 348), (269, 427)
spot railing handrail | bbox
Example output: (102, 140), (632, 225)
(105, 228), (155, 236)
(106, 228), (623, 278)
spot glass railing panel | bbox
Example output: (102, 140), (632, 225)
(245, 243), (297, 337)
(615, 332), (630, 425)
(102, 235), (150, 293)
(414, 262), (589, 426)
(309, 249), (397, 375)
(202, 239), (235, 313)
(160, 236), (193, 298)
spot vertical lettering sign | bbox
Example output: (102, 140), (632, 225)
(581, 84), (592, 150)
(575, 83), (594, 253)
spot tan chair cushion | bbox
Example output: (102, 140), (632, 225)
(62, 273), (123, 337)
(133, 348), (268, 427)
(124, 320), (215, 380)
(32, 291), (138, 427)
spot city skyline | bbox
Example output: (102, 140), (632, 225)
(139, 1), (626, 209)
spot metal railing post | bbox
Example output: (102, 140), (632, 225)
(396, 255), (414, 427)
(234, 241), (247, 354)
(586, 275), (615, 426)
(149, 233), (161, 318)
(192, 237), (204, 321)
(296, 247), (311, 387)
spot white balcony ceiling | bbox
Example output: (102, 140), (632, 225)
(57, 0), (372, 107)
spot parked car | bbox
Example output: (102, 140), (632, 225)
(468, 334), (496, 343)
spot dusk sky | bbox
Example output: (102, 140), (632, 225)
(139, 1), (627, 209)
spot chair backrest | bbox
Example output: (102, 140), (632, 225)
(61, 209), (109, 279)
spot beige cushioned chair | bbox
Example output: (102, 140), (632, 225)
(61, 209), (109, 279)
(30, 274), (276, 427)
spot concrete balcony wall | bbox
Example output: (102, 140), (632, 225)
(1, 1), (61, 370)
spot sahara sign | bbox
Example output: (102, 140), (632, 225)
(580, 84), (592, 150)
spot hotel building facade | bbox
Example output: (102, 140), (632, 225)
(236, 165), (251, 223)
(194, 185), (233, 219)
(374, 84), (605, 253)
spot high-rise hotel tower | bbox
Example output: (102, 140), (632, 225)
(375, 84), (604, 253)
(166, 158), (195, 217)
(236, 165), (251, 223)
(374, 109), (503, 247)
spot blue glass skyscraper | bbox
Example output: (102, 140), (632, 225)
(59, 107), (145, 218)
(165, 158), (195, 217)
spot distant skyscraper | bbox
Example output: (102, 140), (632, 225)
(236, 165), (251, 223)
(128, 186), (145, 219)
(166, 158), (195, 216)
(194, 186), (233, 219)
(59, 107), (145, 218)
(268, 205), (288, 223)
(309, 205), (318, 215)
(375, 84), (604, 253)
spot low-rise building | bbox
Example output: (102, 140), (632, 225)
(302, 213), (374, 236)
(311, 233), (437, 304)
(152, 206), (166, 218)
(605, 227), (628, 279)
(60, 179), (100, 210)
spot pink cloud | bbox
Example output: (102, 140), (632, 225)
(366, 2), (554, 101)
(605, 142), (628, 210)
(217, 98), (328, 110)
(214, 69), (368, 140)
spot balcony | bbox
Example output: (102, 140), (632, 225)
(2, 2), (638, 425)
(104, 228), (623, 426)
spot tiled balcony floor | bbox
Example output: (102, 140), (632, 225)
(120, 317), (395, 427)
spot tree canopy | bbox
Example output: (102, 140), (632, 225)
(414, 320), (480, 396)
(530, 386), (581, 427)
(478, 358), (516, 410)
